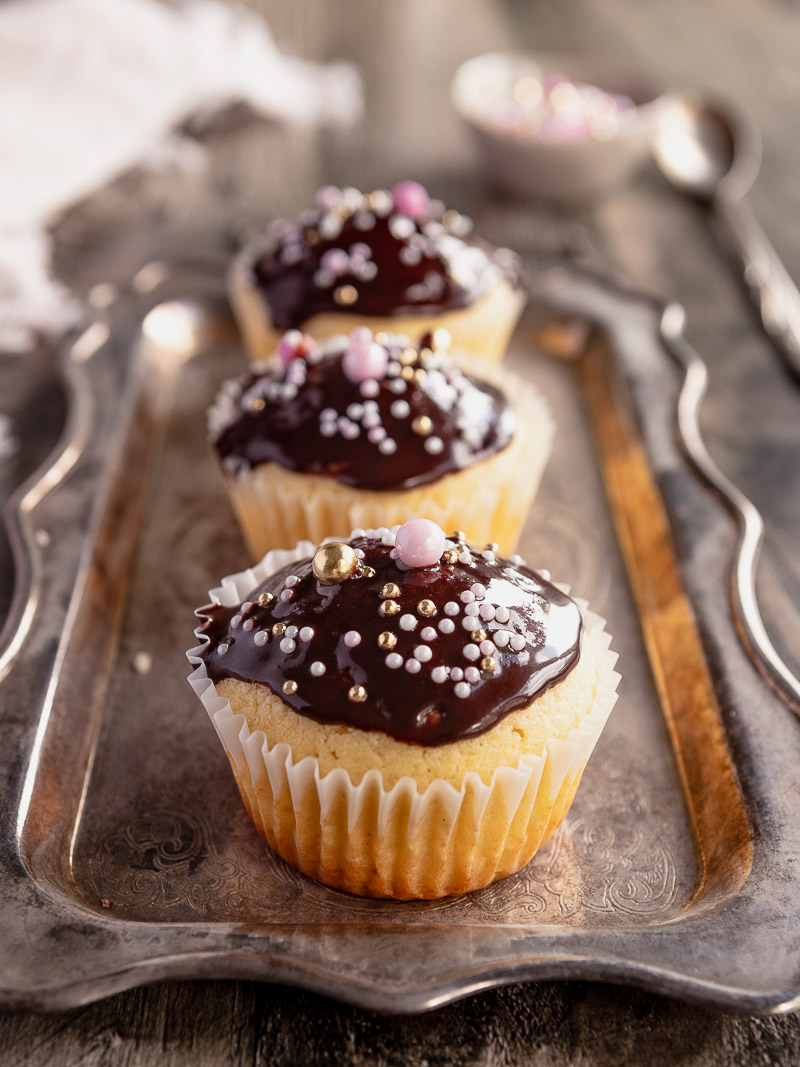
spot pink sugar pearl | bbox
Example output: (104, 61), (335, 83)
(349, 326), (374, 352)
(277, 329), (314, 367)
(343, 340), (388, 383)
(395, 518), (446, 569)
(320, 248), (350, 276)
(391, 181), (430, 220)
(315, 185), (341, 210)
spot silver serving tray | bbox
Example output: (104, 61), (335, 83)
(1, 262), (799, 1014)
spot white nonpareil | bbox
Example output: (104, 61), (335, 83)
(0, 0), (362, 351)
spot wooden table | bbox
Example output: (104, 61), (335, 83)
(2, 0), (800, 1062)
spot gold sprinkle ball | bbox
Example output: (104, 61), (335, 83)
(445, 549), (460, 565)
(360, 565), (376, 579)
(312, 542), (358, 585)
(249, 397), (265, 411)
(377, 631), (397, 651)
(411, 415), (433, 436)
(417, 599), (436, 617)
(480, 656), (498, 676)
(258, 591), (275, 607)
(486, 542), (500, 553)
(374, 331), (390, 345)
(334, 284), (358, 306)
(450, 530), (466, 543)
(414, 367), (427, 383)
(400, 365), (416, 382)
(381, 582), (401, 599)
(399, 348), (417, 365)
(471, 628), (488, 644)
(379, 599), (400, 617)
(282, 680), (298, 695)
(348, 684), (367, 703)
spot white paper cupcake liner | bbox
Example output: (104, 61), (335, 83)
(187, 540), (619, 899)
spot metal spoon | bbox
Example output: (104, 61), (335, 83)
(652, 92), (800, 378)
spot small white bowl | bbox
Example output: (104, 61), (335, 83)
(451, 52), (668, 203)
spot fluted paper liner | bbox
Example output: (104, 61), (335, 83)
(187, 541), (619, 899)
(220, 356), (554, 559)
(229, 248), (526, 366)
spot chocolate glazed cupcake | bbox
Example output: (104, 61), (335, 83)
(208, 327), (553, 558)
(188, 520), (619, 900)
(229, 182), (526, 366)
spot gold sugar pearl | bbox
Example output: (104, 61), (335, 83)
(360, 565), (376, 579)
(377, 631), (397, 651)
(381, 582), (401, 599)
(400, 348), (417, 365)
(480, 656), (498, 676)
(334, 284), (358, 306)
(445, 550), (459, 565)
(348, 684), (367, 703)
(400, 365), (416, 382)
(249, 397), (265, 411)
(273, 622), (287, 636)
(312, 542), (358, 585)
(471, 628), (488, 644)
(414, 368), (427, 383)
(486, 542), (500, 553)
(258, 591), (275, 607)
(282, 680), (298, 695)
(379, 599), (400, 617)
(417, 599), (436, 617)
(374, 331), (390, 345)
(411, 415), (433, 436)
(450, 530), (466, 543)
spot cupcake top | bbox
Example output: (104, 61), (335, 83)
(208, 327), (516, 491)
(245, 181), (523, 329)
(196, 520), (583, 746)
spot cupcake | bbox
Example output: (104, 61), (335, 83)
(187, 519), (620, 900)
(208, 326), (553, 558)
(229, 181), (526, 366)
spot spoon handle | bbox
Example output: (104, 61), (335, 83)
(713, 193), (800, 378)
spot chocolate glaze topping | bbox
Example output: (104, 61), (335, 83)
(197, 533), (583, 746)
(248, 185), (522, 330)
(209, 334), (516, 491)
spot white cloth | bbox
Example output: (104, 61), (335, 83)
(0, 0), (362, 351)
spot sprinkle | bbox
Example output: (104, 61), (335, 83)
(424, 437), (444, 455)
(538, 568), (551, 581)
(479, 603), (496, 621)
(241, 601), (254, 613)
(431, 666), (448, 684)
(405, 658), (421, 674)
(280, 638), (296, 653)
(381, 582), (401, 598)
(510, 634), (527, 651)
(310, 661), (326, 677)
(479, 640), (496, 656)
(334, 284), (358, 306)
(258, 592), (275, 607)
(283, 626), (297, 639)
(420, 626), (437, 641)
(360, 379), (381, 398)
(460, 590), (475, 604)
(438, 618), (455, 634)
(417, 599), (436, 617)
(471, 627), (488, 644)
(283, 680), (298, 695)
(470, 583), (487, 599)
(493, 630), (510, 648)
(243, 618), (255, 632)
(360, 566), (376, 579)
(272, 623), (287, 636)
(454, 682), (471, 699)
(280, 589), (294, 602)
(320, 422), (337, 437)
(494, 606), (510, 624)
(458, 551), (473, 565)
(217, 642), (229, 655)
(464, 667), (481, 684)
(450, 667), (464, 682)
(230, 614), (242, 629)
(389, 379), (407, 394)
(390, 399), (410, 418)
(320, 407), (337, 421)
(463, 644), (480, 661)
(348, 684), (367, 702)
(378, 631), (397, 650)
(414, 645), (432, 663)
(346, 403), (365, 421)
(344, 630), (362, 648)
(386, 653), (403, 669)
(368, 426), (387, 443)
(480, 656), (498, 676)
(399, 614), (417, 631)
(482, 550), (496, 563)
(379, 437), (397, 454)
(444, 601), (460, 616)
(464, 603), (479, 617)
(299, 626), (315, 641)
(411, 415), (433, 436)
(254, 631), (269, 646)
(380, 600), (400, 616)
(510, 554), (525, 566)
(462, 616), (480, 632)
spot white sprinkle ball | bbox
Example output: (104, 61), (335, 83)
(320, 422), (337, 437)
(471, 583), (487, 599)
(346, 403), (364, 421)
(355, 548), (365, 558)
(360, 378), (380, 398)
(464, 603), (479, 617)
(424, 436), (444, 455)
(217, 642), (229, 655)
(399, 614), (417, 631)
(454, 681), (471, 699)
(254, 630), (269, 647)
(243, 618), (255, 632)
(241, 601), (254, 613)
(460, 590), (475, 604)
(344, 630), (362, 648)
(462, 616), (480, 631)
(420, 626), (437, 641)
(458, 551), (472, 565)
(299, 626), (315, 641)
(510, 554), (525, 566)
(414, 645), (432, 663)
(379, 437), (397, 454)
(465, 667), (481, 684)
(538, 568), (551, 581)
(321, 407), (336, 421)
(381, 530), (396, 546)
(368, 426), (387, 443)
(385, 653), (403, 669)
(280, 638), (296, 654)
(510, 634), (527, 651)
(390, 399), (410, 418)
(310, 661), (326, 677)
(444, 601), (460, 616)
(389, 379), (407, 394)
(463, 644), (480, 661)
(438, 618), (455, 634)
(494, 606), (510, 624)
(431, 666), (448, 684)
(479, 640), (496, 656)
(351, 528), (365, 537)
(230, 614), (242, 629)
(479, 603), (496, 621)
(285, 625), (298, 638)
(405, 658), (421, 674)
(493, 630), (510, 648)
(280, 589), (294, 602)
(482, 550), (496, 563)
(363, 412), (381, 429)
(450, 667), (464, 682)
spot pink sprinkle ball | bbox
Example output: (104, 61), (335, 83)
(277, 329), (315, 367)
(395, 518), (446, 569)
(315, 185), (341, 210)
(391, 180), (430, 220)
(320, 248), (350, 276)
(342, 328), (389, 383)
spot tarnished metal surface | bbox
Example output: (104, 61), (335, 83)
(0, 263), (798, 1013)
